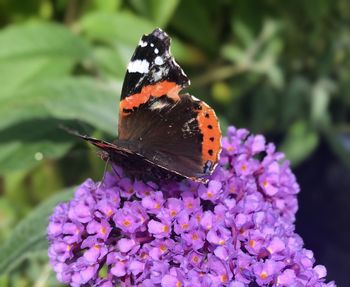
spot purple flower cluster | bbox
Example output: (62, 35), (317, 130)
(48, 126), (335, 286)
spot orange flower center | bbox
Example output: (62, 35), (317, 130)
(192, 233), (199, 240)
(159, 245), (167, 252)
(220, 274), (228, 283)
(123, 219), (131, 227)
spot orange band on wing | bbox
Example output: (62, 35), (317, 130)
(197, 102), (222, 165)
(120, 81), (181, 115)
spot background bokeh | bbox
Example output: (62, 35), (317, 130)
(0, 0), (349, 286)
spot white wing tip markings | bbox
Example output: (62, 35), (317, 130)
(139, 40), (148, 47)
(155, 56), (164, 65)
(127, 59), (150, 73)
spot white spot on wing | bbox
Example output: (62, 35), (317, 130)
(154, 48), (159, 54)
(150, 43), (154, 47)
(149, 100), (169, 110)
(191, 95), (200, 102)
(152, 67), (169, 81)
(139, 40), (147, 47)
(155, 56), (164, 65)
(127, 60), (150, 73)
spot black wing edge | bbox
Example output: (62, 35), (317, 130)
(59, 125), (131, 154)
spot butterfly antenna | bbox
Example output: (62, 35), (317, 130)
(58, 124), (83, 137)
(97, 156), (110, 188)
(110, 162), (122, 179)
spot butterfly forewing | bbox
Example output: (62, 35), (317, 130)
(120, 28), (189, 101)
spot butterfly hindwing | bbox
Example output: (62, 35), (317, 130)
(117, 92), (221, 180)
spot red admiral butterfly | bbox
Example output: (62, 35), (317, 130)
(71, 28), (221, 183)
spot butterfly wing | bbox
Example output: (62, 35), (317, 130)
(61, 126), (132, 156)
(120, 28), (189, 101)
(118, 29), (221, 181)
(63, 127), (190, 181)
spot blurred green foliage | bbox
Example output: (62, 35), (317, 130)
(0, 0), (350, 285)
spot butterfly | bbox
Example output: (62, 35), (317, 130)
(70, 28), (222, 183)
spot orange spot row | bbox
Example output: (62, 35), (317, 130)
(197, 102), (221, 165)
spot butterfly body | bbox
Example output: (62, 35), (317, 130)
(72, 28), (222, 183)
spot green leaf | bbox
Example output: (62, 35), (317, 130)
(0, 22), (90, 61)
(0, 275), (8, 286)
(148, 0), (180, 27)
(0, 198), (17, 241)
(280, 77), (310, 127)
(0, 22), (91, 98)
(127, 0), (149, 15)
(233, 20), (254, 48)
(163, 0), (218, 52)
(280, 121), (319, 166)
(0, 187), (74, 275)
(0, 119), (73, 173)
(265, 65), (284, 89)
(42, 78), (119, 135)
(170, 38), (205, 66)
(0, 77), (118, 135)
(0, 56), (74, 99)
(212, 82), (232, 104)
(221, 44), (245, 63)
(129, 0), (180, 26)
(93, 46), (127, 79)
(80, 11), (155, 46)
(89, 0), (121, 12)
(0, 77), (118, 172)
(310, 78), (336, 126)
